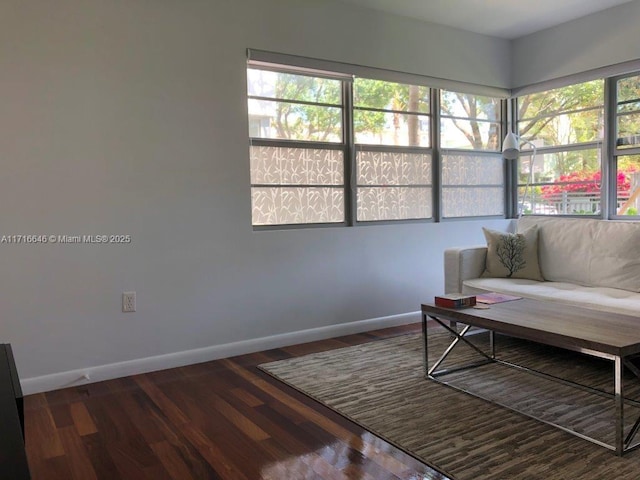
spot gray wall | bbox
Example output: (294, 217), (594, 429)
(0, 0), (511, 390)
(511, 0), (640, 88)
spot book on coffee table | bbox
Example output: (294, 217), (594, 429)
(476, 292), (522, 304)
(434, 294), (477, 308)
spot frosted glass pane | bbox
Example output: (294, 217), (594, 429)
(442, 187), (504, 218)
(357, 187), (432, 221)
(357, 151), (431, 185)
(250, 146), (343, 185)
(251, 187), (344, 225)
(442, 154), (503, 185)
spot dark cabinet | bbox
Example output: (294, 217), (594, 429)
(1, 344), (30, 479)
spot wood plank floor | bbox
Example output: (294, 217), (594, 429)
(24, 323), (451, 480)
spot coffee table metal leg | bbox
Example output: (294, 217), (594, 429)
(422, 312), (429, 377)
(424, 315), (495, 378)
(615, 356), (624, 455)
(490, 330), (496, 359)
(623, 359), (640, 451)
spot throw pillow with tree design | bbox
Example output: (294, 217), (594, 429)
(481, 226), (544, 281)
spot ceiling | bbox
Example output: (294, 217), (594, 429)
(336, 0), (635, 39)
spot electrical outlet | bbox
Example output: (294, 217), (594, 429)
(122, 291), (136, 312)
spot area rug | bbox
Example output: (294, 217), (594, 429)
(259, 330), (640, 480)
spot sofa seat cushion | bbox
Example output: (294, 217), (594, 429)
(463, 277), (640, 317)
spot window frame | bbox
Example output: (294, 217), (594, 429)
(247, 58), (508, 229)
(353, 144), (435, 224)
(610, 73), (640, 220)
(247, 67), (350, 229)
(249, 139), (349, 229)
(439, 89), (506, 220)
(512, 79), (606, 218)
(510, 73), (640, 221)
(352, 77), (434, 224)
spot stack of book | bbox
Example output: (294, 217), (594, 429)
(434, 293), (477, 308)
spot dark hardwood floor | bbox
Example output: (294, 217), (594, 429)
(24, 323), (451, 480)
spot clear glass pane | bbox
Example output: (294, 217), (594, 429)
(441, 119), (501, 150)
(247, 69), (341, 105)
(524, 183), (600, 215)
(517, 80), (604, 120)
(617, 76), (640, 106)
(442, 187), (504, 218)
(357, 151), (431, 185)
(617, 112), (640, 148)
(354, 111), (429, 146)
(248, 99), (342, 142)
(441, 154), (503, 185)
(250, 146), (343, 185)
(518, 109), (604, 147)
(354, 79), (429, 113)
(617, 100), (640, 114)
(518, 148), (602, 216)
(251, 187), (344, 225)
(357, 187), (432, 221)
(616, 155), (640, 216)
(440, 92), (500, 121)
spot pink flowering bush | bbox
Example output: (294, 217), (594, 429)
(541, 169), (635, 199)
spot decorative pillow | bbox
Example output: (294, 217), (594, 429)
(482, 226), (544, 281)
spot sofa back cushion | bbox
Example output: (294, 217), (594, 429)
(517, 216), (640, 292)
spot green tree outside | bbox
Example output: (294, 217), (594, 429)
(250, 71), (498, 149)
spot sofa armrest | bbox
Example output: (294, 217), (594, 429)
(444, 246), (487, 293)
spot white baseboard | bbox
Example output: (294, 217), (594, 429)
(21, 311), (420, 395)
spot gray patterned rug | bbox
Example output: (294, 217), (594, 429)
(259, 330), (640, 480)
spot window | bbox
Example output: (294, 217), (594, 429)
(515, 80), (604, 215)
(247, 57), (506, 227)
(614, 75), (640, 217)
(247, 68), (346, 225)
(440, 91), (504, 218)
(354, 78), (432, 221)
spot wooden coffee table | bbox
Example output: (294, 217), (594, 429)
(421, 298), (640, 456)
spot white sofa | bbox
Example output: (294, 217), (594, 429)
(444, 216), (640, 316)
